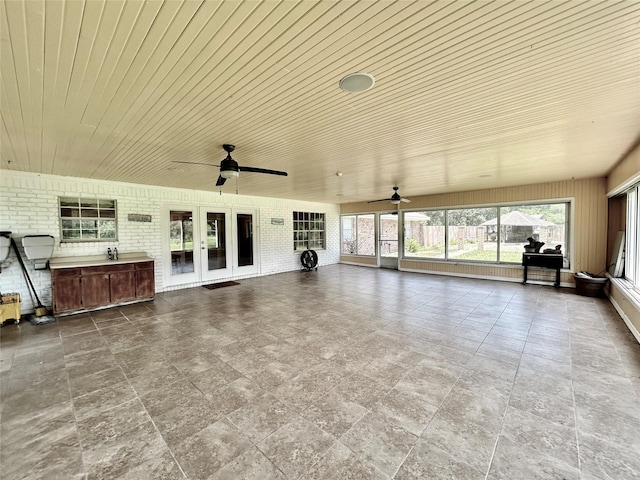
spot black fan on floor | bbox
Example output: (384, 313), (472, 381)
(368, 186), (411, 204)
(173, 144), (288, 186)
(300, 250), (318, 271)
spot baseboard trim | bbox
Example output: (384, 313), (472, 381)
(607, 293), (640, 344)
(339, 261), (378, 268)
(398, 267), (574, 288)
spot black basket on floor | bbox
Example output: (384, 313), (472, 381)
(574, 274), (608, 297)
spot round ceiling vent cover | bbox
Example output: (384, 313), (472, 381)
(339, 72), (375, 93)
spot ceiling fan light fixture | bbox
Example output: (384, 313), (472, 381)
(220, 170), (239, 179)
(339, 72), (375, 93)
(390, 199), (401, 205)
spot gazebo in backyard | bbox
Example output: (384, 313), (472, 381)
(480, 210), (556, 243)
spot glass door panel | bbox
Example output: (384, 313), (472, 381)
(207, 213), (226, 269)
(379, 212), (399, 269)
(170, 211), (195, 274)
(234, 210), (258, 275)
(165, 209), (199, 285)
(236, 214), (253, 267)
(200, 209), (232, 281)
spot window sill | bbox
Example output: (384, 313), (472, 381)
(61, 239), (119, 243)
(401, 257), (572, 271)
(608, 276), (640, 310)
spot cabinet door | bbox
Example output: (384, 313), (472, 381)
(135, 262), (155, 298)
(110, 271), (136, 302)
(52, 270), (82, 313)
(81, 274), (111, 308)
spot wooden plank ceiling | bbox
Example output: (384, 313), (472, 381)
(1, 0), (639, 204)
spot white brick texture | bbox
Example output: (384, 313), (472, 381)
(0, 171), (340, 314)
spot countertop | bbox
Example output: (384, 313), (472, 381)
(49, 252), (154, 269)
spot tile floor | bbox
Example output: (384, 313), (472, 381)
(1, 264), (640, 479)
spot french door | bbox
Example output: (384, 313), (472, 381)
(163, 206), (258, 286)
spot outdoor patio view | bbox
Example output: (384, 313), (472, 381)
(341, 214), (400, 257)
(341, 214), (375, 255)
(404, 203), (568, 264)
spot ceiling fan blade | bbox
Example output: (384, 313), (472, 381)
(400, 198), (412, 203)
(367, 198), (392, 203)
(172, 161), (219, 167)
(215, 175), (227, 186)
(239, 166), (288, 176)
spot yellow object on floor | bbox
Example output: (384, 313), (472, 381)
(0, 293), (21, 324)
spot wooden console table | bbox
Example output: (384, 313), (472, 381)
(522, 253), (563, 287)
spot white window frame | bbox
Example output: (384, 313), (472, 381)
(625, 185), (639, 289)
(59, 197), (118, 242)
(293, 211), (326, 251)
(401, 199), (572, 268)
(340, 213), (376, 256)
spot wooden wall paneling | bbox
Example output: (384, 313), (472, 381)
(347, 178), (608, 285)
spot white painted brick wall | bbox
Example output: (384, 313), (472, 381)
(0, 171), (340, 314)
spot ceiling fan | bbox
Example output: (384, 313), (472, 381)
(173, 144), (288, 186)
(368, 186), (411, 205)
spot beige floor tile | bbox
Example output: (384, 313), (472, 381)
(500, 406), (578, 468)
(489, 436), (580, 480)
(257, 415), (336, 478)
(302, 441), (388, 480)
(341, 411), (418, 476)
(1, 265), (638, 479)
(226, 393), (298, 443)
(394, 440), (486, 480)
(373, 388), (438, 436)
(509, 369), (575, 427)
(171, 419), (252, 480)
(578, 431), (640, 480)
(421, 409), (499, 473)
(301, 390), (368, 438)
(210, 447), (286, 480)
(84, 421), (167, 478)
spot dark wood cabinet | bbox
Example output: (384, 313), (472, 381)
(52, 259), (154, 314)
(135, 261), (155, 298)
(51, 268), (82, 312)
(81, 272), (111, 307)
(110, 270), (136, 302)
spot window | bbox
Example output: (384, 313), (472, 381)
(293, 211), (325, 251)
(626, 186), (639, 289)
(341, 214), (375, 255)
(404, 210), (446, 258)
(498, 204), (568, 263)
(403, 201), (570, 266)
(59, 197), (117, 241)
(448, 207), (498, 262)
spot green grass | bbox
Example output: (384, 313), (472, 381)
(405, 246), (445, 256)
(170, 240), (193, 251)
(453, 249), (521, 263)
(405, 247), (523, 263)
(170, 239), (219, 251)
